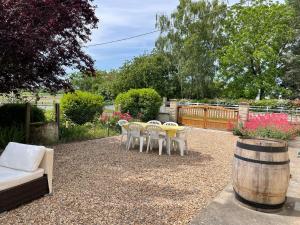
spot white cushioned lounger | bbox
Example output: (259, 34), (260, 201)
(0, 167), (44, 191)
(0, 142), (54, 213)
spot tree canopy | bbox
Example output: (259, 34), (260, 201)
(282, 0), (300, 98)
(156, 0), (227, 99)
(218, 0), (296, 99)
(0, 0), (98, 93)
(12, 0), (298, 101)
(113, 52), (178, 98)
(71, 70), (117, 100)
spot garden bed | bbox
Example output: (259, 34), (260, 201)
(0, 128), (237, 224)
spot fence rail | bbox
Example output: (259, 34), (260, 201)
(180, 102), (300, 123)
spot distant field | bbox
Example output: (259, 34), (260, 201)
(0, 93), (114, 111)
(0, 93), (62, 110)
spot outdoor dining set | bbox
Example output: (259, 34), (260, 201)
(118, 120), (191, 156)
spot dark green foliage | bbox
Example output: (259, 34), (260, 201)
(282, 0), (300, 99)
(113, 52), (179, 98)
(0, 125), (25, 149)
(156, 0), (227, 99)
(61, 91), (104, 125)
(0, 104), (45, 127)
(115, 88), (162, 122)
(219, 0), (296, 99)
(70, 70), (117, 100)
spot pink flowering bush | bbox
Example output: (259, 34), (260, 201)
(100, 112), (132, 128)
(245, 113), (293, 132)
(233, 113), (297, 140)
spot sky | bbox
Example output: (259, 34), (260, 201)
(84, 0), (240, 71)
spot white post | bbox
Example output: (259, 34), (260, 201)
(169, 99), (179, 122)
(238, 103), (250, 125)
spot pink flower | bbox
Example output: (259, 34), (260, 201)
(244, 113), (293, 133)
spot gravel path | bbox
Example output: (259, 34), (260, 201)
(0, 128), (237, 225)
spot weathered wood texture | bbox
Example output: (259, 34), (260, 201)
(233, 138), (290, 211)
(178, 105), (238, 130)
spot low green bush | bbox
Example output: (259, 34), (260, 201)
(61, 91), (104, 125)
(250, 99), (291, 108)
(0, 125), (25, 149)
(115, 88), (162, 122)
(0, 103), (45, 127)
(60, 123), (117, 143)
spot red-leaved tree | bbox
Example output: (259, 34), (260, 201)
(0, 0), (98, 93)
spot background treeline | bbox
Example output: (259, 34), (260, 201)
(71, 0), (300, 101)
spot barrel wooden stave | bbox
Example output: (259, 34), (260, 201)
(233, 138), (290, 209)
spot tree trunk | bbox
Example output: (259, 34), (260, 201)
(255, 89), (261, 100)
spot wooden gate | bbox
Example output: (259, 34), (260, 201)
(178, 105), (238, 130)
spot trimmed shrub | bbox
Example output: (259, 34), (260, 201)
(61, 91), (104, 125)
(0, 125), (25, 149)
(0, 103), (45, 127)
(115, 88), (162, 121)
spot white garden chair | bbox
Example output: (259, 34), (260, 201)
(171, 127), (192, 156)
(147, 120), (162, 125)
(145, 125), (167, 155)
(127, 123), (145, 152)
(163, 122), (178, 126)
(118, 119), (128, 148)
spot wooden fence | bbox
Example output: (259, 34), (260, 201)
(178, 105), (238, 130)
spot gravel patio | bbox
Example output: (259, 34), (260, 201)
(0, 128), (237, 225)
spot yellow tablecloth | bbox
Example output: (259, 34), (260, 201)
(123, 122), (184, 138)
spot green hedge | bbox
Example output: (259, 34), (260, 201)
(0, 103), (45, 127)
(0, 103), (45, 149)
(115, 88), (162, 122)
(0, 126), (25, 149)
(61, 91), (104, 125)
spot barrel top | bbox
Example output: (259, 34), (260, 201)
(237, 138), (288, 153)
(238, 138), (287, 147)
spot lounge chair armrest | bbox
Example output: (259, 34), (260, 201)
(39, 148), (54, 194)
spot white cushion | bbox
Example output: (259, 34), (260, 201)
(0, 166), (44, 191)
(0, 142), (46, 172)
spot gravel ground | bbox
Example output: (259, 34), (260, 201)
(0, 128), (237, 225)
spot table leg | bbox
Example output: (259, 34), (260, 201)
(167, 137), (171, 155)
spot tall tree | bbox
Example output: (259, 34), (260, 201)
(113, 52), (178, 98)
(0, 0), (98, 93)
(156, 0), (227, 99)
(282, 0), (300, 99)
(219, 0), (296, 99)
(71, 70), (117, 100)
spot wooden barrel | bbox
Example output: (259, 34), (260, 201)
(233, 138), (290, 211)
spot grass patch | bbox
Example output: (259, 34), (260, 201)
(59, 123), (118, 143)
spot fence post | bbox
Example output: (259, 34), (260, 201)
(25, 103), (31, 143)
(169, 99), (179, 122)
(160, 97), (167, 113)
(55, 103), (60, 128)
(204, 107), (208, 129)
(238, 103), (250, 125)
